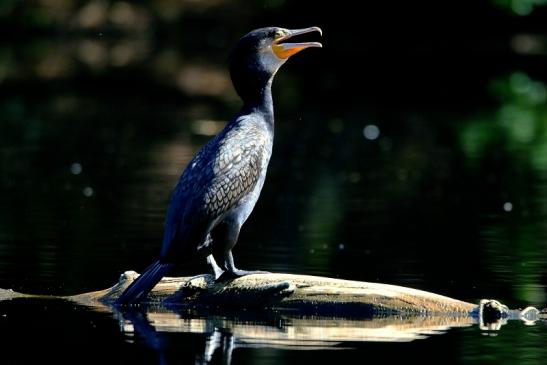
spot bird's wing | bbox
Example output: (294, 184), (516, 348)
(201, 132), (266, 218)
(162, 118), (269, 247)
(162, 138), (218, 247)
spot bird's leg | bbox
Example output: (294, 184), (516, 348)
(196, 234), (225, 280)
(211, 221), (268, 282)
(217, 251), (268, 280)
(206, 255), (224, 280)
(216, 250), (268, 281)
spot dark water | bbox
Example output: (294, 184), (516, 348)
(1, 1), (547, 364)
(0, 298), (545, 365)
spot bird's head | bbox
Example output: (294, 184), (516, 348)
(229, 26), (322, 104)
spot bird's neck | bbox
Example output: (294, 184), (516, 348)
(240, 77), (275, 129)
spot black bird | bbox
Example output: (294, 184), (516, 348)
(117, 26), (322, 305)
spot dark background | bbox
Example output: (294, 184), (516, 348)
(1, 0), (547, 308)
(1, 1), (547, 364)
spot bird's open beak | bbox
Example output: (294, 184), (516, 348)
(272, 27), (322, 59)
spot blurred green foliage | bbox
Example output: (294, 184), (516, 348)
(461, 72), (547, 171)
(493, 0), (547, 15)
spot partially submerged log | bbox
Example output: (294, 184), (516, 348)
(63, 271), (543, 345)
(2, 271), (543, 346)
(66, 271), (482, 345)
(71, 270), (477, 315)
(2, 269), (544, 346)
(3, 271), (543, 323)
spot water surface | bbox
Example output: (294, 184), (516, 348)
(1, 1), (547, 363)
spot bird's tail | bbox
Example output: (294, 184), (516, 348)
(116, 260), (174, 305)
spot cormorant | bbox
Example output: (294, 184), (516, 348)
(117, 26), (322, 305)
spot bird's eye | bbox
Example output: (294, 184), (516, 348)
(274, 30), (285, 39)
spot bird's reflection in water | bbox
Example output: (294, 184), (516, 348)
(113, 307), (476, 364)
(115, 308), (258, 364)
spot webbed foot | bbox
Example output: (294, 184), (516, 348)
(216, 269), (269, 282)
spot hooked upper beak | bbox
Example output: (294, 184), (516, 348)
(272, 26), (323, 59)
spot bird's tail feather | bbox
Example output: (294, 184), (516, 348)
(116, 260), (174, 305)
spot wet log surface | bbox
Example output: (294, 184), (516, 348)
(3, 271), (544, 323)
(71, 271), (476, 315)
